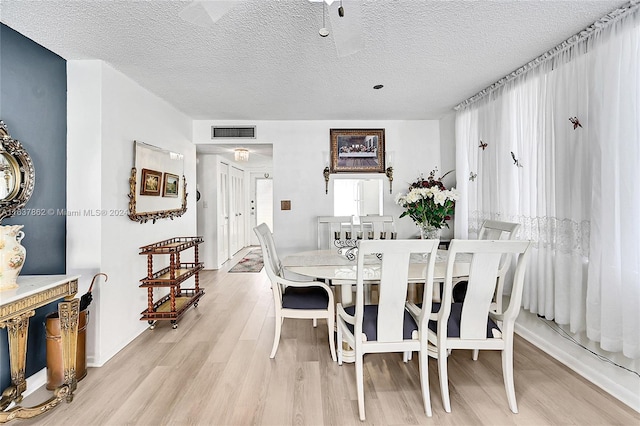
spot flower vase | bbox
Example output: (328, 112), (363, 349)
(417, 223), (441, 240)
(0, 225), (27, 291)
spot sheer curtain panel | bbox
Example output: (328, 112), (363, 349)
(455, 5), (640, 358)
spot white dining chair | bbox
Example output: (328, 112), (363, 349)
(422, 239), (531, 414)
(254, 223), (337, 361)
(317, 215), (355, 249)
(477, 220), (521, 316)
(336, 239), (439, 420)
(357, 214), (395, 240)
(477, 219), (520, 241)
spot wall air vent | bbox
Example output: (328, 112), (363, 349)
(211, 126), (256, 139)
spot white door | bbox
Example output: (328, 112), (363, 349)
(229, 166), (245, 255)
(250, 175), (273, 246)
(218, 163), (229, 263)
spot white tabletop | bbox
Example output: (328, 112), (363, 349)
(0, 275), (81, 306)
(282, 249), (469, 282)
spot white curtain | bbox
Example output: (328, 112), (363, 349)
(455, 6), (640, 358)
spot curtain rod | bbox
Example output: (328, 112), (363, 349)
(453, 0), (640, 111)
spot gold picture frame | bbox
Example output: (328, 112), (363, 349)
(140, 168), (162, 196)
(330, 128), (385, 173)
(162, 173), (179, 197)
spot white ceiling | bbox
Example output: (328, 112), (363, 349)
(0, 0), (628, 160)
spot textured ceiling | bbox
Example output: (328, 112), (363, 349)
(0, 0), (629, 123)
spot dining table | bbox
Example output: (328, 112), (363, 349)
(282, 246), (471, 363)
(282, 247), (471, 305)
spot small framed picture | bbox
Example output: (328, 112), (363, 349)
(140, 168), (162, 196)
(162, 173), (179, 197)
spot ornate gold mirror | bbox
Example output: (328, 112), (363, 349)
(128, 141), (187, 224)
(0, 121), (35, 222)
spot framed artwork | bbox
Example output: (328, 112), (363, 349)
(162, 173), (179, 197)
(140, 168), (162, 196)
(330, 128), (385, 173)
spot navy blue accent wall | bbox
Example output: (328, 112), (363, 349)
(0, 23), (67, 391)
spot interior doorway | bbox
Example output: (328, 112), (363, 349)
(196, 143), (273, 268)
(250, 173), (273, 246)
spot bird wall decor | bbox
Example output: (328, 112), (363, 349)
(569, 117), (583, 129)
(511, 151), (523, 167)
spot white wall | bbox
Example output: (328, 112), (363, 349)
(439, 112), (457, 240)
(196, 154), (220, 268)
(193, 120), (441, 256)
(67, 60), (196, 366)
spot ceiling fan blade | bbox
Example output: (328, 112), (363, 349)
(327, 1), (364, 57)
(179, 0), (243, 27)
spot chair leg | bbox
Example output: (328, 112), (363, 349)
(502, 347), (518, 413)
(327, 318), (336, 362)
(419, 348), (432, 417)
(438, 345), (451, 413)
(270, 313), (282, 359)
(336, 324), (343, 365)
(356, 349), (366, 421)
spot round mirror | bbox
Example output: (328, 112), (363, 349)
(0, 121), (35, 222)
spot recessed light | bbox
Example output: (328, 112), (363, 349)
(373, 84), (384, 90)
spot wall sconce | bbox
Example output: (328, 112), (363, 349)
(323, 166), (330, 194)
(322, 151), (330, 194)
(385, 151), (394, 194)
(385, 167), (393, 194)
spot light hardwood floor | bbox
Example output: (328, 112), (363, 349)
(20, 248), (640, 425)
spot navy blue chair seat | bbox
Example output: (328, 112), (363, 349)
(343, 305), (418, 341)
(282, 286), (330, 309)
(418, 302), (500, 338)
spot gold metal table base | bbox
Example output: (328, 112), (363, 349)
(0, 383), (74, 423)
(0, 276), (80, 423)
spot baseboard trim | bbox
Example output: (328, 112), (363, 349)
(515, 314), (640, 413)
(23, 368), (47, 398)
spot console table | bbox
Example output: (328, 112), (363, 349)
(0, 275), (80, 423)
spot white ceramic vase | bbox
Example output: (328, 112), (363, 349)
(0, 224), (27, 291)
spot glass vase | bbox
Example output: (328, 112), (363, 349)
(417, 223), (441, 240)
